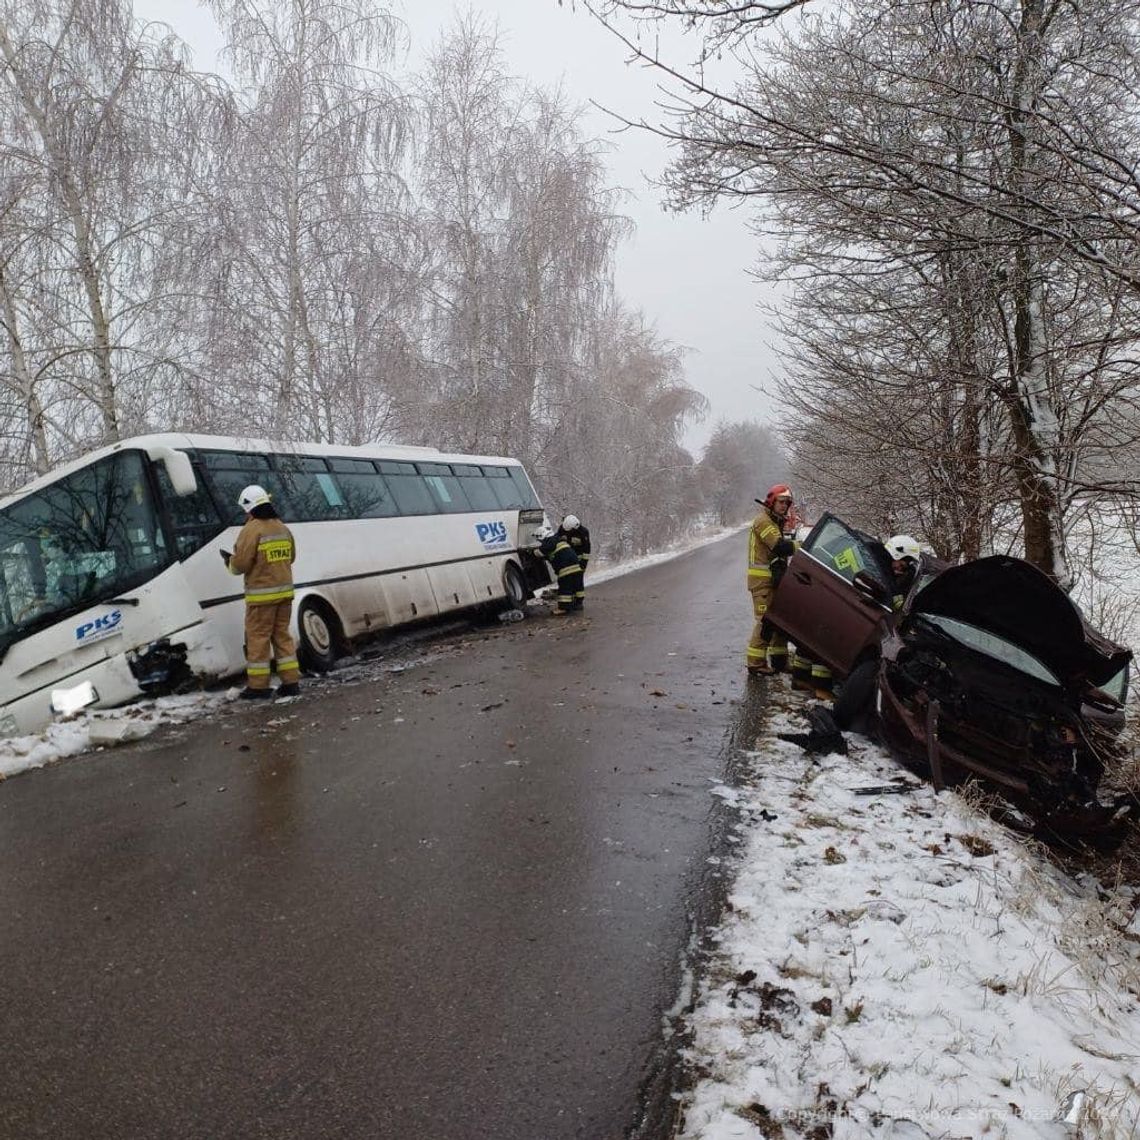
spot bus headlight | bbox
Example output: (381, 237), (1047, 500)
(51, 680), (99, 718)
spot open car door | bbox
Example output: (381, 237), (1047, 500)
(767, 513), (896, 677)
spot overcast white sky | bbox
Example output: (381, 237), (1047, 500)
(132, 0), (782, 452)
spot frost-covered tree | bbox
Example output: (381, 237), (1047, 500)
(412, 14), (628, 461)
(585, 0), (1140, 584)
(0, 0), (224, 479)
(200, 0), (413, 442)
(535, 303), (705, 556)
(699, 420), (788, 526)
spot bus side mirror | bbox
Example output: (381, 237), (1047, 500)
(147, 446), (198, 496)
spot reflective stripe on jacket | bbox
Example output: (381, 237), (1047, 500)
(748, 507), (784, 589)
(538, 536), (581, 577)
(228, 516), (296, 605)
(558, 524), (591, 565)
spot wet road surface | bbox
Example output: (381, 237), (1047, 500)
(0, 533), (764, 1140)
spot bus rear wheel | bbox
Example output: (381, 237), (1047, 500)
(504, 562), (529, 607)
(298, 599), (342, 673)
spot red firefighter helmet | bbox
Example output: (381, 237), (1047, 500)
(763, 483), (793, 508)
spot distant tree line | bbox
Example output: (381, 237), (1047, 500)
(0, 0), (779, 556)
(591, 0), (1140, 597)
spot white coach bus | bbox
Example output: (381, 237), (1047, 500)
(0, 433), (552, 737)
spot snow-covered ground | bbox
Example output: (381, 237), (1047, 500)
(4, 522), (1138, 1139)
(676, 692), (1140, 1140)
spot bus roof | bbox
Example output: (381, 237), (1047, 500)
(0, 433), (529, 509)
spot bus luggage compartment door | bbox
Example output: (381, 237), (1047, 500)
(381, 570), (435, 625)
(427, 563), (476, 614)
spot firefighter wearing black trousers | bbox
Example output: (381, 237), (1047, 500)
(536, 528), (584, 615)
(556, 514), (590, 608)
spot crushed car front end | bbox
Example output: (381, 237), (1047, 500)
(875, 556), (1135, 841)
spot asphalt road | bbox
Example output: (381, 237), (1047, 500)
(0, 531), (766, 1140)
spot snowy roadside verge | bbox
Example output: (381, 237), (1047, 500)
(675, 700), (1140, 1140)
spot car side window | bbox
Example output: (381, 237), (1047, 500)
(1100, 661), (1129, 704)
(804, 517), (893, 593)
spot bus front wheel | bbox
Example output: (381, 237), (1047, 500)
(504, 562), (529, 607)
(298, 599), (342, 673)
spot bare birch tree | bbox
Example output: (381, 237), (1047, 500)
(534, 302), (705, 555)
(0, 0), (223, 478)
(0, 191), (63, 477)
(199, 0), (412, 442)
(410, 15), (709, 552)
(699, 419), (789, 525)
(583, 0), (810, 51)
(413, 14), (629, 461)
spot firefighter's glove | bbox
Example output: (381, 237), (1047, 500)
(772, 537), (796, 558)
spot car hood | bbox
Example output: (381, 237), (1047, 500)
(908, 555), (1131, 687)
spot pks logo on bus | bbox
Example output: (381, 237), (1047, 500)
(475, 521), (509, 549)
(75, 609), (123, 645)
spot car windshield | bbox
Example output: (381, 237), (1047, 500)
(919, 613), (1060, 686)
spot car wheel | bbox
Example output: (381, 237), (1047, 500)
(504, 562), (529, 607)
(298, 599), (341, 673)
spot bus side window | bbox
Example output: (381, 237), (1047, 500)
(506, 466), (541, 509)
(486, 466), (526, 510)
(454, 465), (500, 511)
(287, 470), (346, 520)
(378, 461), (435, 515)
(201, 469), (295, 523)
(417, 463), (471, 514)
(198, 451), (276, 525)
(153, 463), (225, 559)
(272, 471), (335, 520)
(272, 456), (348, 522)
(327, 458), (398, 518)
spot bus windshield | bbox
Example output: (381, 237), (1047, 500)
(0, 451), (171, 658)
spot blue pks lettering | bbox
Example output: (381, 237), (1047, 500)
(75, 609), (123, 643)
(475, 521), (509, 546)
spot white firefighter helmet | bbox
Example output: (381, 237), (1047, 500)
(885, 534), (921, 563)
(534, 525), (554, 541)
(562, 514), (581, 531)
(238, 484), (271, 512)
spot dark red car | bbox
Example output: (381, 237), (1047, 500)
(767, 513), (1134, 839)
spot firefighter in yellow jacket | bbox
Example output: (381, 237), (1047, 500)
(746, 483), (797, 675)
(223, 485), (301, 699)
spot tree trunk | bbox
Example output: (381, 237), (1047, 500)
(1003, 0), (1070, 588)
(0, 265), (51, 474)
(941, 250), (985, 562)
